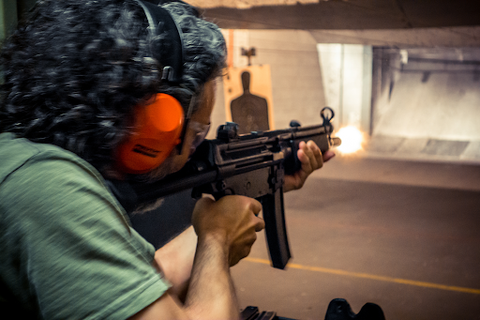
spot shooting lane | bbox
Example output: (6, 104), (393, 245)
(201, 2), (480, 319)
(1, 0), (480, 319)
(126, 21), (480, 320)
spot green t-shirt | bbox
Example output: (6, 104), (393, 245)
(0, 133), (170, 319)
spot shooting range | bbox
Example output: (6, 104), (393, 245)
(3, 0), (480, 319)
(203, 2), (480, 319)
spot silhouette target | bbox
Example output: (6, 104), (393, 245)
(230, 71), (270, 134)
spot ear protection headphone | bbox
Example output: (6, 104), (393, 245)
(116, 0), (187, 174)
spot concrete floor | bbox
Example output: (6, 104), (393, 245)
(130, 149), (480, 320)
(231, 154), (480, 320)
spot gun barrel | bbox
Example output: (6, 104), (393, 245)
(330, 137), (342, 147)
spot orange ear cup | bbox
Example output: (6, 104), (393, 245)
(117, 93), (184, 174)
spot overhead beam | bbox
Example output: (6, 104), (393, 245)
(189, 0), (480, 30)
(309, 27), (480, 47)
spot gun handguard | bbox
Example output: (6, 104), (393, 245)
(131, 107), (341, 269)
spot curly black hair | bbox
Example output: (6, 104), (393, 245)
(0, 0), (226, 171)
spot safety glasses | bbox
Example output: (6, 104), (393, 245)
(188, 120), (210, 150)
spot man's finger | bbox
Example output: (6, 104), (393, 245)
(298, 143), (320, 173)
(323, 150), (336, 162)
(307, 140), (323, 161)
(254, 216), (265, 232)
(306, 140), (323, 169)
(248, 197), (263, 215)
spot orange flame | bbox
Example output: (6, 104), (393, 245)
(335, 126), (364, 154)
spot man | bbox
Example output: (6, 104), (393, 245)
(0, 0), (334, 318)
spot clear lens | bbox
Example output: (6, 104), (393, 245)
(189, 121), (210, 150)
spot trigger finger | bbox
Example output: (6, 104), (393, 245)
(249, 198), (262, 215)
(254, 216), (265, 232)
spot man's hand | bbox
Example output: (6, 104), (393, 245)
(283, 140), (335, 192)
(132, 196), (264, 320)
(192, 195), (265, 266)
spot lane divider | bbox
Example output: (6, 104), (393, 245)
(245, 257), (480, 295)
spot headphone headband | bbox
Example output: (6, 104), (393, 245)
(136, 0), (185, 84)
(115, 0), (192, 175)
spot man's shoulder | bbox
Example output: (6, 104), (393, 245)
(0, 132), (101, 185)
(0, 132), (41, 184)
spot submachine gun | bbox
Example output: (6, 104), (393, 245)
(131, 107), (341, 270)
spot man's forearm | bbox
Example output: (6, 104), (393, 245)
(184, 233), (240, 320)
(154, 226), (197, 302)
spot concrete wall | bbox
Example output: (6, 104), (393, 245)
(0, 0), (36, 42)
(210, 31), (374, 139)
(209, 29), (326, 138)
(0, 0), (17, 42)
(316, 44), (372, 132)
(367, 47), (480, 161)
(372, 48), (480, 141)
(211, 31), (480, 162)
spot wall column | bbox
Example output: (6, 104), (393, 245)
(317, 44), (372, 133)
(0, 0), (17, 41)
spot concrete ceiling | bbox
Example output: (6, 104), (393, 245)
(308, 27), (480, 47)
(186, 0), (480, 30)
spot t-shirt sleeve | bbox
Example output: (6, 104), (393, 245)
(1, 151), (170, 319)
